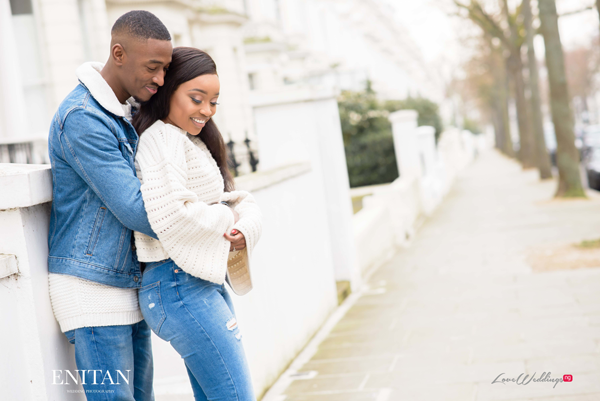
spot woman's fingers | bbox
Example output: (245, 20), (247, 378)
(230, 235), (246, 249)
(224, 231), (246, 250)
(223, 231), (237, 242)
(229, 241), (246, 251)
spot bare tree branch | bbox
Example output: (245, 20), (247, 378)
(453, 0), (511, 48)
(559, 5), (594, 18)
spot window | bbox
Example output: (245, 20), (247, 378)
(9, 0), (32, 15)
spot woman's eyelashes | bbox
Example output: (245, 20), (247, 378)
(190, 97), (219, 106)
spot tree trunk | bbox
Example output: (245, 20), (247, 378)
(523, 0), (553, 179)
(492, 110), (504, 152)
(496, 55), (514, 157)
(501, 0), (535, 167)
(597, 0), (600, 33)
(506, 51), (536, 167)
(494, 96), (514, 156)
(539, 0), (586, 197)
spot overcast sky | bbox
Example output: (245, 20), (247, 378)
(385, 0), (599, 66)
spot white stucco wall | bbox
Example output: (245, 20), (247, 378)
(0, 164), (84, 401)
(251, 86), (360, 287)
(0, 162), (342, 400)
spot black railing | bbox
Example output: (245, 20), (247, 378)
(227, 131), (259, 177)
(0, 142), (49, 164)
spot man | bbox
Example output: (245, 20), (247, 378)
(47, 10), (172, 400)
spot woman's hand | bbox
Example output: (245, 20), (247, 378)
(224, 229), (246, 251)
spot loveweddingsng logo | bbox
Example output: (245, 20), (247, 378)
(492, 372), (572, 388)
(52, 370), (131, 385)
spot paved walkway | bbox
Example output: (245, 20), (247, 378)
(271, 150), (600, 401)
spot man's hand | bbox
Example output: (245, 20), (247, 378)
(224, 229), (246, 251)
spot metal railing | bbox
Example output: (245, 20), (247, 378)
(227, 131), (259, 177)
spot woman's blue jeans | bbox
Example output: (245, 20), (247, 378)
(139, 259), (256, 401)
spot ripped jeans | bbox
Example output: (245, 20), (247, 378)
(139, 259), (255, 401)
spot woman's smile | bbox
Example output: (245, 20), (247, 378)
(191, 117), (208, 128)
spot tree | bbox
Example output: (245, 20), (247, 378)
(523, 0), (552, 179)
(460, 34), (514, 156)
(597, 0), (600, 32)
(454, 0), (537, 168)
(538, 0), (586, 197)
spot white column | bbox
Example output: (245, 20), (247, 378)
(416, 125), (438, 215)
(0, 164), (84, 401)
(389, 110), (421, 181)
(37, 0), (86, 110)
(79, 0), (110, 62)
(0, 0), (28, 140)
(251, 86), (361, 290)
(417, 126), (436, 178)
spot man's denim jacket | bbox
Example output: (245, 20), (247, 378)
(47, 62), (157, 288)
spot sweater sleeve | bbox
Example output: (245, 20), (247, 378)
(136, 127), (235, 284)
(220, 190), (263, 257)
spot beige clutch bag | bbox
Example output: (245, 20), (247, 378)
(225, 247), (253, 296)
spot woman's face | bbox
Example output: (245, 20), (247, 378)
(165, 73), (220, 135)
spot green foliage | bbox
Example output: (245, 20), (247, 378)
(338, 83), (398, 188)
(577, 238), (600, 249)
(338, 87), (390, 146)
(344, 131), (399, 188)
(384, 97), (444, 141)
(243, 36), (272, 44)
(338, 82), (442, 188)
(463, 117), (483, 135)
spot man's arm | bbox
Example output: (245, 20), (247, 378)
(58, 108), (157, 239)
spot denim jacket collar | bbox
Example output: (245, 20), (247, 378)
(76, 62), (139, 118)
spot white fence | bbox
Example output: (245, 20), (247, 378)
(0, 160), (342, 401)
(352, 112), (492, 276)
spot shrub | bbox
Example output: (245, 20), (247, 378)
(338, 82), (442, 187)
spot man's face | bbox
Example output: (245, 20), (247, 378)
(120, 38), (172, 102)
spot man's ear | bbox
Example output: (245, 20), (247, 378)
(111, 43), (126, 66)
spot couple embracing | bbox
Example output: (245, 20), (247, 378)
(47, 10), (261, 401)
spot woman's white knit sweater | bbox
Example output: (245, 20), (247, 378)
(134, 120), (262, 292)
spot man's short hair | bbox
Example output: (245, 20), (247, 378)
(111, 10), (171, 41)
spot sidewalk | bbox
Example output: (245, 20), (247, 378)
(268, 150), (600, 401)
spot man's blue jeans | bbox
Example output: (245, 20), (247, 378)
(139, 259), (255, 401)
(64, 321), (154, 401)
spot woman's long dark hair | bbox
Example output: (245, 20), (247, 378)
(133, 47), (235, 192)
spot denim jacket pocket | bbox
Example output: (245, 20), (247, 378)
(85, 207), (107, 256)
(123, 142), (133, 158)
(139, 282), (166, 334)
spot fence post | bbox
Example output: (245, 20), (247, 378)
(0, 163), (84, 400)
(389, 110), (421, 181)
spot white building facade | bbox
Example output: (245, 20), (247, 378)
(1, 0), (434, 161)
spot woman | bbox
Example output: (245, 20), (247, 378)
(132, 47), (262, 401)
